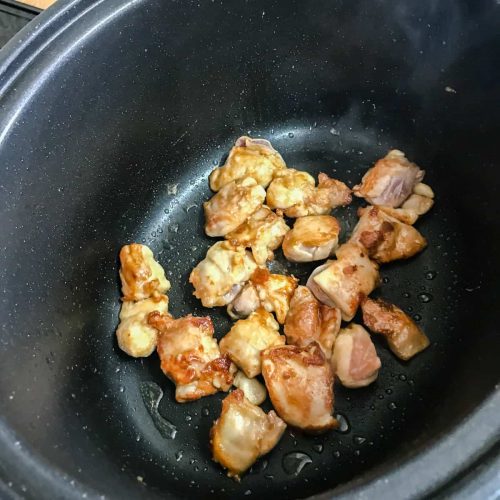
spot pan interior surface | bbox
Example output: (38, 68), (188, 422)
(0, 0), (498, 499)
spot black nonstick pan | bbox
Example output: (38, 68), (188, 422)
(0, 0), (499, 498)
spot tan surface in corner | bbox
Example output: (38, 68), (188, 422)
(18, 0), (56, 9)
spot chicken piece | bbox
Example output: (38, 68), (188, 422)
(284, 286), (341, 358)
(379, 182), (435, 224)
(204, 177), (266, 237)
(227, 282), (261, 320)
(332, 323), (381, 388)
(116, 292), (169, 357)
(306, 261), (336, 308)
(233, 371), (267, 405)
(148, 312), (236, 402)
(189, 241), (257, 308)
(119, 244), (170, 301)
(261, 342), (337, 432)
(312, 243), (380, 321)
(282, 215), (340, 262)
(266, 169), (351, 217)
(349, 206), (427, 263)
(219, 308), (285, 378)
(210, 389), (286, 479)
(209, 136), (287, 191)
(353, 150), (425, 207)
(251, 268), (298, 324)
(226, 206), (290, 265)
(361, 297), (430, 360)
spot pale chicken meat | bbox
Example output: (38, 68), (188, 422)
(210, 389), (286, 479)
(361, 297), (430, 360)
(261, 342), (337, 432)
(204, 177), (266, 237)
(282, 215), (340, 262)
(349, 206), (427, 263)
(379, 182), (435, 224)
(119, 244), (171, 301)
(332, 324), (381, 388)
(189, 241), (257, 308)
(227, 282), (261, 320)
(232, 371), (267, 406)
(209, 136), (287, 191)
(353, 150), (425, 207)
(312, 242), (380, 321)
(148, 312), (236, 403)
(219, 308), (285, 378)
(306, 261), (337, 308)
(284, 286), (341, 358)
(266, 169), (351, 217)
(226, 205), (290, 265)
(116, 292), (169, 358)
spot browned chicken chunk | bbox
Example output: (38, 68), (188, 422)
(349, 206), (427, 263)
(282, 215), (340, 262)
(361, 297), (430, 360)
(204, 177), (266, 237)
(261, 342), (337, 432)
(219, 308), (285, 378)
(148, 313), (235, 402)
(210, 389), (286, 479)
(284, 286), (341, 358)
(209, 136), (286, 191)
(311, 242), (380, 321)
(226, 206), (289, 265)
(332, 323), (381, 388)
(189, 241), (257, 308)
(353, 150), (425, 207)
(119, 244), (170, 301)
(266, 169), (351, 217)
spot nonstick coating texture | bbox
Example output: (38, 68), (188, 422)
(0, 0), (499, 499)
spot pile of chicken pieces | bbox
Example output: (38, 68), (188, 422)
(115, 137), (434, 480)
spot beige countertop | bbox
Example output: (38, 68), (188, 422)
(19, 0), (56, 9)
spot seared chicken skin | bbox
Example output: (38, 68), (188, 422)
(332, 324), (381, 388)
(261, 342), (337, 432)
(148, 312), (235, 402)
(349, 206), (427, 263)
(119, 244), (170, 301)
(266, 170), (351, 217)
(204, 177), (266, 237)
(219, 308), (285, 378)
(282, 215), (340, 262)
(353, 150), (425, 207)
(361, 297), (430, 360)
(116, 292), (168, 357)
(210, 389), (286, 479)
(284, 286), (341, 358)
(226, 206), (290, 265)
(209, 136), (287, 191)
(311, 242), (380, 321)
(189, 241), (257, 308)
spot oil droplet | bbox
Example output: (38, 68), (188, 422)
(354, 449), (361, 456)
(413, 313), (422, 322)
(418, 293), (433, 303)
(140, 382), (177, 439)
(382, 276), (389, 284)
(334, 413), (350, 433)
(202, 407), (210, 417)
(329, 127), (340, 136)
(333, 450), (341, 458)
(353, 436), (366, 445)
(425, 271), (436, 280)
(119, 386), (125, 393)
(313, 444), (323, 454)
(399, 374), (407, 381)
(282, 452), (312, 476)
(388, 402), (397, 410)
(385, 388), (393, 395)
(185, 415), (192, 422)
(288, 132), (294, 138)
(244, 490), (252, 496)
(402, 292), (410, 298)
(175, 450), (183, 462)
